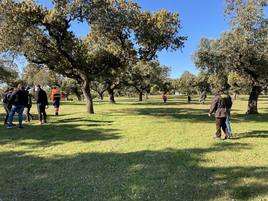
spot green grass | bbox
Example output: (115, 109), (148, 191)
(0, 96), (267, 201)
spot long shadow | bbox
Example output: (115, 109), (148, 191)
(0, 117), (120, 147)
(0, 143), (267, 201)
(238, 130), (268, 138)
(122, 107), (268, 123)
(122, 107), (214, 122)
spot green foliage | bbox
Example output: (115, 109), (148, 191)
(22, 63), (61, 88)
(176, 71), (197, 95)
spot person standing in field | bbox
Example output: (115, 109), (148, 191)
(25, 86), (34, 122)
(199, 91), (207, 104)
(224, 92), (233, 138)
(36, 85), (49, 125)
(208, 90), (229, 140)
(2, 87), (13, 125)
(50, 86), (62, 116)
(7, 84), (28, 129)
(162, 92), (167, 104)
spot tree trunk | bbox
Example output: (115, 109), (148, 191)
(139, 92), (143, 101)
(145, 93), (149, 99)
(82, 80), (94, 114)
(99, 92), (104, 101)
(247, 85), (262, 114)
(107, 88), (115, 104)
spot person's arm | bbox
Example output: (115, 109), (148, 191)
(209, 96), (218, 115)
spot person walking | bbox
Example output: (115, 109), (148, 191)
(50, 86), (62, 116)
(225, 92), (233, 138)
(7, 84), (28, 129)
(199, 91), (207, 104)
(25, 86), (34, 122)
(208, 91), (229, 140)
(36, 85), (49, 125)
(162, 92), (167, 104)
(2, 88), (13, 125)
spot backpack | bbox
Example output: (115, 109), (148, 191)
(3, 93), (11, 104)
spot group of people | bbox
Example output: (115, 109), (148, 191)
(2, 84), (62, 128)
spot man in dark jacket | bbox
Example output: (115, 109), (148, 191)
(35, 85), (49, 125)
(208, 91), (229, 140)
(2, 88), (13, 125)
(25, 86), (34, 122)
(7, 84), (28, 129)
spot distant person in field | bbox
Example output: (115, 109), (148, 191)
(199, 91), (207, 104)
(36, 85), (49, 125)
(50, 86), (62, 116)
(7, 84), (28, 129)
(2, 87), (13, 125)
(162, 92), (167, 104)
(25, 86), (34, 122)
(208, 90), (229, 140)
(224, 91), (233, 138)
(187, 95), (191, 103)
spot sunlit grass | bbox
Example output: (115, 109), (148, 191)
(0, 95), (267, 201)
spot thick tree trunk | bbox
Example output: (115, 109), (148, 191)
(247, 85), (261, 114)
(139, 92), (143, 101)
(107, 88), (115, 104)
(82, 80), (94, 114)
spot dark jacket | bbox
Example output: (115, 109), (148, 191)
(36, 89), (48, 105)
(224, 95), (232, 115)
(9, 89), (28, 107)
(209, 94), (228, 118)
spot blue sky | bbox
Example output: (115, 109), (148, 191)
(18, 0), (234, 78)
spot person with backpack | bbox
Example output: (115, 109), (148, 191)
(35, 85), (49, 125)
(7, 84), (28, 129)
(25, 86), (34, 122)
(50, 86), (62, 116)
(208, 90), (229, 140)
(2, 88), (13, 125)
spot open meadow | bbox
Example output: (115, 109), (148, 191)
(0, 96), (268, 201)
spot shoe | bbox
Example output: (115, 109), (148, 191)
(223, 136), (228, 140)
(6, 125), (12, 129)
(18, 125), (23, 129)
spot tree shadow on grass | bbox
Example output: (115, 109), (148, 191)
(0, 115), (120, 148)
(122, 107), (214, 123)
(121, 107), (268, 123)
(238, 130), (268, 138)
(0, 143), (267, 201)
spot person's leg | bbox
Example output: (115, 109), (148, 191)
(3, 104), (9, 125)
(226, 115), (232, 137)
(215, 118), (222, 138)
(40, 105), (46, 123)
(37, 104), (43, 123)
(221, 117), (228, 139)
(42, 105), (47, 123)
(17, 106), (24, 128)
(25, 107), (30, 122)
(7, 106), (16, 128)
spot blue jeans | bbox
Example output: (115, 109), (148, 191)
(8, 105), (24, 127)
(226, 115), (232, 135)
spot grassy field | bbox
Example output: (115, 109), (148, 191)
(0, 95), (267, 201)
